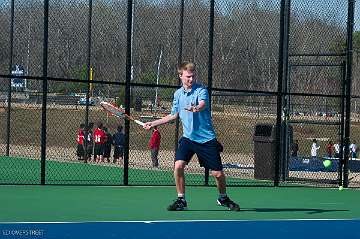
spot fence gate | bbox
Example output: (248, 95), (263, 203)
(280, 55), (346, 187)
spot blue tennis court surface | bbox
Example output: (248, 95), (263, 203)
(1, 219), (359, 239)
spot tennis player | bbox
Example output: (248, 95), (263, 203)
(143, 61), (240, 211)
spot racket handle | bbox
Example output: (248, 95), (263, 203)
(134, 120), (145, 126)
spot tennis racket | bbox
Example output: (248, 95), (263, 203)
(100, 101), (145, 127)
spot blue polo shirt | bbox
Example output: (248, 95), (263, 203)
(170, 83), (216, 143)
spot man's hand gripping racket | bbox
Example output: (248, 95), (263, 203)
(100, 101), (145, 127)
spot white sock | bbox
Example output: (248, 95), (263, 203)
(178, 194), (185, 199)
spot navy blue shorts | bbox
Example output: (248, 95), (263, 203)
(175, 137), (223, 171)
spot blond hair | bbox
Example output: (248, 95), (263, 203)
(177, 61), (195, 75)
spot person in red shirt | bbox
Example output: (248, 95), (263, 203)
(76, 123), (85, 161)
(326, 140), (334, 158)
(148, 126), (161, 167)
(93, 122), (107, 163)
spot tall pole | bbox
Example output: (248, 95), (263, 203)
(155, 47), (163, 112)
(6, 0), (15, 157)
(275, 0), (287, 187)
(174, 0), (184, 155)
(83, 0), (93, 164)
(280, 0), (291, 182)
(204, 0), (215, 186)
(130, 0), (135, 83)
(85, 0), (93, 130)
(124, 0), (133, 185)
(343, 0), (355, 188)
(40, 0), (49, 185)
(338, 61), (346, 187)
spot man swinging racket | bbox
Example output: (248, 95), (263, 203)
(143, 61), (240, 211)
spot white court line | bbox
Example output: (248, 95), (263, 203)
(2, 218), (360, 224)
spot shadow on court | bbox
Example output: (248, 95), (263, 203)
(184, 209), (230, 212)
(241, 208), (349, 214)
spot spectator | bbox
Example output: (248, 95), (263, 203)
(333, 142), (340, 158)
(311, 138), (320, 159)
(113, 125), (125, 164)
(103, 127), (113, 163)
(148, 126), (161, 167)
(350, 140), (357, 159)
(76, 123), (85, 161)
(93, 122), (107, 163)
(326, 140), (334, 158)
(85, 122), (94, 162)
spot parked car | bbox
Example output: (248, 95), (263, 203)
(78, 97), (95, 106)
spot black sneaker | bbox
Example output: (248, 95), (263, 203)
(217, 196), (240, 211)
(167, 198), (188, 211)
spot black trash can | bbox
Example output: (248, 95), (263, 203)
(253, 124), (277, 180)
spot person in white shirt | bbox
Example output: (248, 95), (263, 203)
(311, 139), (320, 159)
(333, 142), (340, 158)
(350, 141), (357, 159)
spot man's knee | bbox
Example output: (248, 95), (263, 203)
(212, 170), (224, 178)
(174, 160), (186, 170)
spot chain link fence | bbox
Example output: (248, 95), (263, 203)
(0, 0), (358, 188)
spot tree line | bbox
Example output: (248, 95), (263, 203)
(0, 0), (358, 107)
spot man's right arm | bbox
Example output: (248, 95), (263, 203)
(143, 113), (178, 130)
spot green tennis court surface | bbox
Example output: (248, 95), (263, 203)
(0, 185), (359, 222)
(1, 157), (359, 239)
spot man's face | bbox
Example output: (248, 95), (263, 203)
(180, 70), (195, 90)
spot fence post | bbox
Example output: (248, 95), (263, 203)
(343, 0), (355, 188)
(40, 0), (49, 185)
(5, 0), (15, 157)
(124, 0), (133, 186)
(174, 0), (185, 159)
(338, 61), (346, 187)
(275, 0), (291, 186)
(204, 0), (215, 186)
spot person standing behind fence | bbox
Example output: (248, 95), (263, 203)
(103, 127), (113, 163)
(85, 122), (94, 162)
(148, 126), (161, 167)
(311, 139), (320, 159)
(76, 123), (85, 161)
(350, 140), (357, 159)
(93, 122), (107, 163)
(326, 140), (334, 158)
(113, 125), (125, 164)
(333, 141), (340, 158)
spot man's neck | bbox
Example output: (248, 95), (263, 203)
(183, 84), (195, 92)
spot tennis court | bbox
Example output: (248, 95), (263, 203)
(1, 156), (359, 238)
(0, 185), (359, 238)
